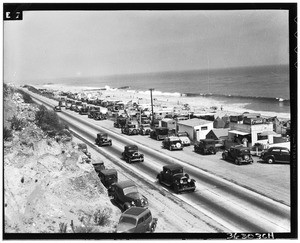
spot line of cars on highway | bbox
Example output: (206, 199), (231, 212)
(56, 96), (290, 167)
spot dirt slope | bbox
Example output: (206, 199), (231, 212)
(3, 88), (120, 233)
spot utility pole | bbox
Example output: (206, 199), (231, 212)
(149, 88), (154, 127)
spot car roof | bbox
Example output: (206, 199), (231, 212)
(115, 180), (136, 189)
(125, 145), (138, 149)
(269, 146), (289, 149)
(100, 169), (117, 175)
(123, 207), (149, 217)
(97, 132), (107, 136)
(163, 164), (183, 171)
(167, 136), (181, 141)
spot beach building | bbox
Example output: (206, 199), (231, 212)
(160, 118), (176, 131)
(228, 116), (277, 147)
(177, 119), (213, 142)
(206, 128), (229, 140)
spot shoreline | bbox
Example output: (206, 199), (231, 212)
(35, 84), (291, 121)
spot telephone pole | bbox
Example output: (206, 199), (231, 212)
(149, 88), (154, 127)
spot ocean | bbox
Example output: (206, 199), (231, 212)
(39, 65), (291, 114)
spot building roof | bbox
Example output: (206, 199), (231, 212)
(177, 118), (213, 127)
(211, 128), (229, 138)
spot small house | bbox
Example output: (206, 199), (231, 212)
(206, 128), (229, 140)
(177, 119), (214, 142)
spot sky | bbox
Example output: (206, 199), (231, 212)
(4, 9), (289, 83)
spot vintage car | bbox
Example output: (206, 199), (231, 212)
(53, 105), (62, 112)
(162, 136), (183, 151)
(122, 145), (144, 163)
(114, 116), (128, 128)
(95, 132), (112, 146)
(79, 106), (89, 115)
(74, 101), (83, 112)
(92, 161), (105, 174)
(176, 132), (191, 146)
(150, 127), (169, 141)
(260, 146), (290, 164)
(194, 139), (217, 155)
(98, 169), (118, 188)
(78, 143), (91, 159)
(70, 104), (77, 111)
(116, 207), (158, 233)
(108, 180), (148, 211)
(65, 102), (72, 109)
(222, 146), (254, 165)
(121, 121), (140, 135)
(139, 124), (152, 135)
(157, 164), (196, 193)
(93, 111), (106, 120)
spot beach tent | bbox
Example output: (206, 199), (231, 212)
(213, 116), (226, 128)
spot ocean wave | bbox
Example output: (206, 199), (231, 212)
(183, 92), (290, 103)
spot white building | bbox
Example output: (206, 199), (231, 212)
(177, 119), (214, 142)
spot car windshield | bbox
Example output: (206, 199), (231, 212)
(142, 125), (150, 128)
(123, 185), (138, 195)
(119, 216), (137, 225)
(177, 133), (186, 137)
(172, 168), (183, 174)
(128, 125), (136, 128)
(157, 129), (168, 135)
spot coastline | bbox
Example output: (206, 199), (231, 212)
(36, 84), (291, 121)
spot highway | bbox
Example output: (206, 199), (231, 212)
(27, 90), (290, 233)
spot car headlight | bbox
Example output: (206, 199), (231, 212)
(188, 179), (191, 183)
(180, 179), (183, 184)
(131, 201), (135, 205)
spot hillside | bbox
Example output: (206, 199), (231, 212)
(3, 85), (120, 233)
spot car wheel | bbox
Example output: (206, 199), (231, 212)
(267, 157), (275, 164)
(235, 159), (240, 165)
(157, 174), (162, 183)
(133, 129), (137, 135)
(222, 153), (226, 160)
(156, 136), (160, 141)
(173, 184), (179, 194)
(169, 146), (172, 151)
(128, 158), (132, 164)
(209, 147), (215, 154)
(109, 141), (112, 146)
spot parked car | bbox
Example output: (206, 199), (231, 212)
(122, 145), (144, 163)
(176, 132), (191, 146)
(108, 180), (148, 211)
(95, 132), (112, 146)
(94, 111), (106, 120)
(157, 164), (196, 193)
(122, 121), (140, 135)
(139, 124), (152, 135)
(78, 143), (91, 159)
(79, 106), (89, 115)
(260, 146), (290, 164)
(222, 146), (253, 165)
(92, 161), (105, 174)
(117, 207), (158, 233)
(98, 169), (118, 188)
(194, 139), (217, 155)
(53, 105), (62, 112)
(150, 127), (169, 141)
(162, 136), (183, 151)
(114, 116), (127, 128)
(65, 102), (72, 109)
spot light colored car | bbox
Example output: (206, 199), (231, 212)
(117, 207), (158, 233)
(177, 132), (191, 146)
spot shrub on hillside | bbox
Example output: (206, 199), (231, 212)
(17, 89), (34, 103)
(10, 115), (25, 131)
(4, 127), (13, 141)
(35, 105), (64, 133)
(4, 83), (10, 98)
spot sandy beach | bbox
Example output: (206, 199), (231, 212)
(36, 84), (290, 121)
